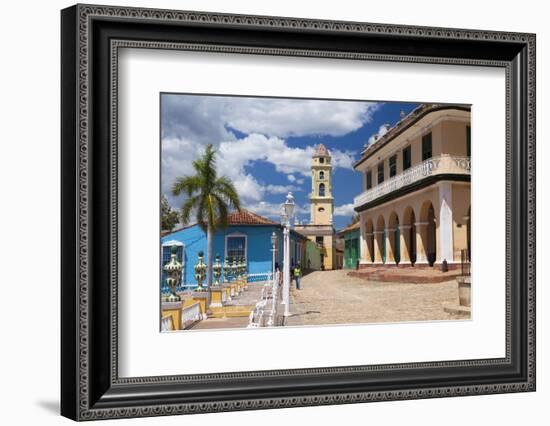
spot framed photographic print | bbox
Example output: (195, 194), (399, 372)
(61, 4), (536, 421)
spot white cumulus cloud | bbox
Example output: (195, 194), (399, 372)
(367, 123), (391, 146)
(161, 94), (378, 212)
(245, 201), (309, 220)
(334, 203), (356, 217)
(223, 98), (379, 138)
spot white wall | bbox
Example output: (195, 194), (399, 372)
(0, 0), (547, 424)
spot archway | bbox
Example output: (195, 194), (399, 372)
(375, 215), (386, 263)
(365, 218), (374, 262)
(402, 206), (416, 265)
(388, 211), (400, 264)
(420, 201), (437, 266)
(319, 183), (325, 196)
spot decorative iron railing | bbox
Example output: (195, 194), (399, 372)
(353, 154), (470, 208)
(247, 272), (273, 283)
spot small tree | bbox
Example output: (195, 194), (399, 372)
(161, 195), (179, 232)
(172, 144), (241, 287)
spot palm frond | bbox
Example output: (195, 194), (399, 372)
(212, 194), (230, 228)
(172, 175), (202, 197)
(213, 176), (241, 211)
(172, 143), (240, 233)
(196, 194), (209, 233)
(180, 195), (200, 225)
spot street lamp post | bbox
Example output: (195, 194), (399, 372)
(270, 231), (277, 285)
(280, 192), (295, 318)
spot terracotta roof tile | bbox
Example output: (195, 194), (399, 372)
(313, 144), (329, 157)
(226, 209), (277, 225)
(338, 221), (361, 235)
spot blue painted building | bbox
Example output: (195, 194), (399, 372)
(161, 210), (307, 290)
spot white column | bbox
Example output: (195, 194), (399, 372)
(414, 222), (429, 265)
(385, 227), (396, 264)
(373, 231), (384, 264)
(365, 232), (374, 263)
(359, 215), (366, 262)
(282, 226), (291, 317)
(398, 225), (412, 265)
(438, 182), (454, 264)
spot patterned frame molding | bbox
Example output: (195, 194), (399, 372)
(61, 4), (536, 421)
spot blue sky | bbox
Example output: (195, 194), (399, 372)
(161, 94), (418, 230)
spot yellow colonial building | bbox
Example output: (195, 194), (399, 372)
(353, 104), (471, 269)
(295, 144), (337, 270)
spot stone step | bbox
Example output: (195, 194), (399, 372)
(209, 305), (255, 318)
(348, 270), (463, 284)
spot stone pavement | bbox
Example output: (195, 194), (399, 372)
(349, 266), (463, 284)
(188, 316), (250, 330)
(285, 269), (468, 327)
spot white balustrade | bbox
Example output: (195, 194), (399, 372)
(247, 270), (283, 328)
(181, 302), (202, 329)
(161, 315), (175, 331)
(353, 155), (470, 208)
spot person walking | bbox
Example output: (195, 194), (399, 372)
(293, 263), (302, 290)
(275, 262), (281, 287)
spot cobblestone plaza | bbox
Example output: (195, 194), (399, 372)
(285, 269), (467, 327)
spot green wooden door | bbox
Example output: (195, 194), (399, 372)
(350, 238), (359, 268)
(344, 239), (351, 268)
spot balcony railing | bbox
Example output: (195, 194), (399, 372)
(353, 154), (470, 208)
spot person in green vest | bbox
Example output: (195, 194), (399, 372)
(293, 263), (302, 290)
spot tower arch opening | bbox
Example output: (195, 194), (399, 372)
(319, 183), (326, 197)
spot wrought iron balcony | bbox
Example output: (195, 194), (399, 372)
(353, 154), (470, 208)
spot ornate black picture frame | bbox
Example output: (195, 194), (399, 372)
(61, 4), (536, 421)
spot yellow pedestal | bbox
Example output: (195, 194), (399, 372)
(209, 286), (227, 307)
(189, 292), (210, 318)
(230, 283), (238, 297)
(161, 301), (183, 330)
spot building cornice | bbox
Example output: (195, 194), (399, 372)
(354, 174), (470, 213)
(354, 105), (471, 169)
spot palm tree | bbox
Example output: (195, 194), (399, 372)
(172, 144), (241, 287)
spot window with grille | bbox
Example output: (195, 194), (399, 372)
(366, 170), (372, 189)
(319, 183), (325, 196)
(422, 132), (432, 161)
(377, 162), (384, 184)
(226, 235), (246, 262)
(389, 155), (397, 177)
(402, 145), (411, 170)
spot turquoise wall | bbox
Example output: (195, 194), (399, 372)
(343, 228), (360, 269)
(161, 224), (304, 287)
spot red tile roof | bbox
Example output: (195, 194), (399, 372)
(337, 221), (360, 235)
(313, 143), (329, 157)
(226, 209), (277, 225)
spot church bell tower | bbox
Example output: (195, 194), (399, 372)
(310, 144), (334, 225)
